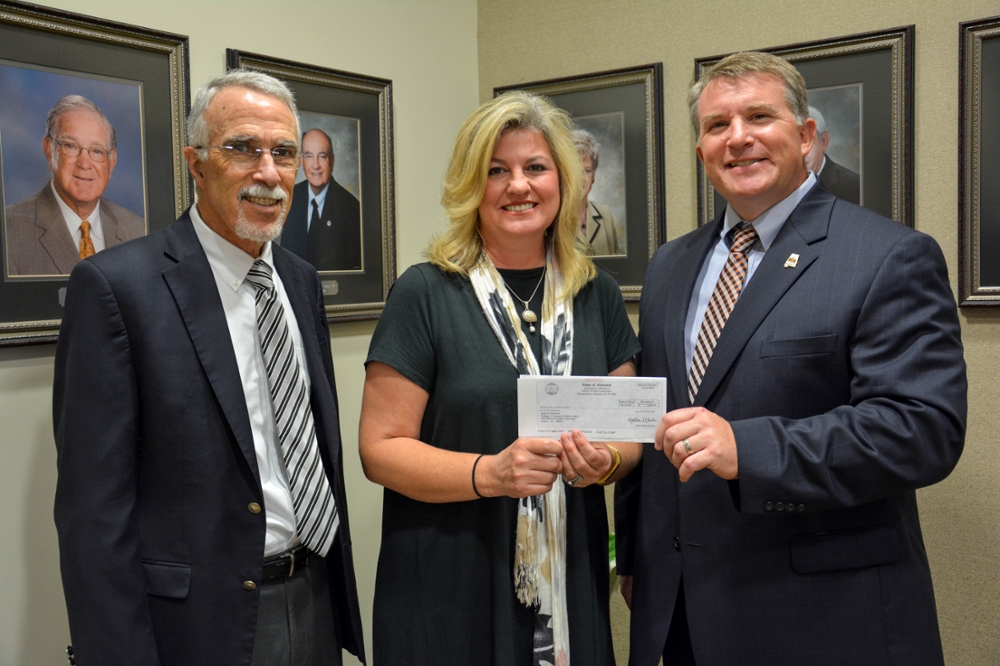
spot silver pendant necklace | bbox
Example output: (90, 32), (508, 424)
(502, 267), (546, 333)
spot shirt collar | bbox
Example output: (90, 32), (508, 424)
(307, 181), (330, 211)
(50, 179), (102, 238)
(189, 202), (274, 293)
(722, 172), (817, 250)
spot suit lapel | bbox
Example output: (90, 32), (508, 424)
(694, 188), (833, 406)
(161, 215), (261, 480)
(102, 204), (125, 247)
(661, 219), (721, 409)
(587, 204), (603, 244)
(36, 184), (81, 274)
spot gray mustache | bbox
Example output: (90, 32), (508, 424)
(239, 184), (287, 201)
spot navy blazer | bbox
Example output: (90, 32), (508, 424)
(616, 184), (966, 666)
(53, 212), (365, 665)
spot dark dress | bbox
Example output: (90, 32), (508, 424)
(366, 262), (640, 666)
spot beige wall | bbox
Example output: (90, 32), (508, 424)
(0, 1), (477, 663)
(3, 0), (999, 664)
(479, 1), (1000, 664)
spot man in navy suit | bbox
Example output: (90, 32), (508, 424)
(53, 70), (365, 665)
(279, 128), (362, 272)
(616, 51), (966, 666)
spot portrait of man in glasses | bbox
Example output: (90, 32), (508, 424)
(278, 126), (362, 272)
(4, 95), (145, 276)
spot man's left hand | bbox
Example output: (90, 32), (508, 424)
(655, 407), (738, 482)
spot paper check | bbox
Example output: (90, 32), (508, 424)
(517, 376), (667, 442)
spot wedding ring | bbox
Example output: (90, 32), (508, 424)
(683, 439), (692, 454)
(566, 474), (584, 486)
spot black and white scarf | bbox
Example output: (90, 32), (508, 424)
(470, 250), (574, 666)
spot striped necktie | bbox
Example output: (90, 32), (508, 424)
(79, 220), (95, 259)
(688, 222), (758, 404)
(246, 259), (338, 556)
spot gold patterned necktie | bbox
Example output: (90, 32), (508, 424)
(688, 222), (758, 403)
(79, 220), (95, 259)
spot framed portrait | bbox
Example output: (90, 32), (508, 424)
(227, 49), (396, 322)
(695, 26), (914, 228)
(959, 15), (1000, 306)
(0, 0), (189, 345)
(495, 63), (665, 301)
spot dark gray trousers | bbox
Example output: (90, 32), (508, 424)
(250, 557), (342, 666)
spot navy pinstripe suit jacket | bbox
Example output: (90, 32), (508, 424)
(617, 183), (966, 666)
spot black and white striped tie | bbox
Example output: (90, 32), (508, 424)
(246, 259), (338, 557)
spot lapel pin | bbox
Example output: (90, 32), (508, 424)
(783, 253), (799, 269)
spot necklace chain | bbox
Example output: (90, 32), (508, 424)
(503, 267), (545, 305)
(500, 267), (545, 333)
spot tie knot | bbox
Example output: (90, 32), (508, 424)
(80, 220), (91, 235)
(246, 259), (275, 293)
(730, 223), (757, 254)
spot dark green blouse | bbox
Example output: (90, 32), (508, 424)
(366, 262), (640, 666)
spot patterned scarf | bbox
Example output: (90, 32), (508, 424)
(469, 250), (574, 666)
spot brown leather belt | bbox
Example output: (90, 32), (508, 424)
(262, 544), (310, 582)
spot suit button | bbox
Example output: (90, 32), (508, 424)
(764, 502), (774, 511)
(673, 536), (681, 551)
(797, 504), (806, 512)
(775, 502), (785, 511)
(243, 580), (257, 591)
(248, 502), (262, 514)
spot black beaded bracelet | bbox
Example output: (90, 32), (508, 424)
(472, 454), (486, 498)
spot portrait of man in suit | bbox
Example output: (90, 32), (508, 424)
(806, 104), (861, 204)
(279, 127), (362, 272)
(4, 95), (145, 277)
(53, 70), (365, 665)
(616, 51), (966, 666)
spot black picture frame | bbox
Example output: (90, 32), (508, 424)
(495, 64), (665, 301)
(695, 26), (914, 229)
(0, 0), (189, 346)
(959, 15), (1000, 306)
(227, 49), (396, 322)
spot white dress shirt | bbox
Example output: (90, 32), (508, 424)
(51, 180), (106, 252)
(306, 182), (329, 234)
(189, 204), (305, 557)
(685, 173), (818, 374)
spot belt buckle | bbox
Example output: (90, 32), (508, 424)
(281, 548), (298, 577)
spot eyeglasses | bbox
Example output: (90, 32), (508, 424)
(51, 138), (113, 163)
(206, 142), (299, 170)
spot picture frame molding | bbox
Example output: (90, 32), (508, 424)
(958, 15), (1000, 306)
(0, 0), (190, 346)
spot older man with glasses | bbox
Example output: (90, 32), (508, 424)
(53, 69), (366, 666)
(4, 94), (145, 276)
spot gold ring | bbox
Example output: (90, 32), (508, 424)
(683, 439), (692, 453)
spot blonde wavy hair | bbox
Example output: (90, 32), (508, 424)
(426, 91), (596, 298)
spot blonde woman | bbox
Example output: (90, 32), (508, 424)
(359, 92), (641, 665)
